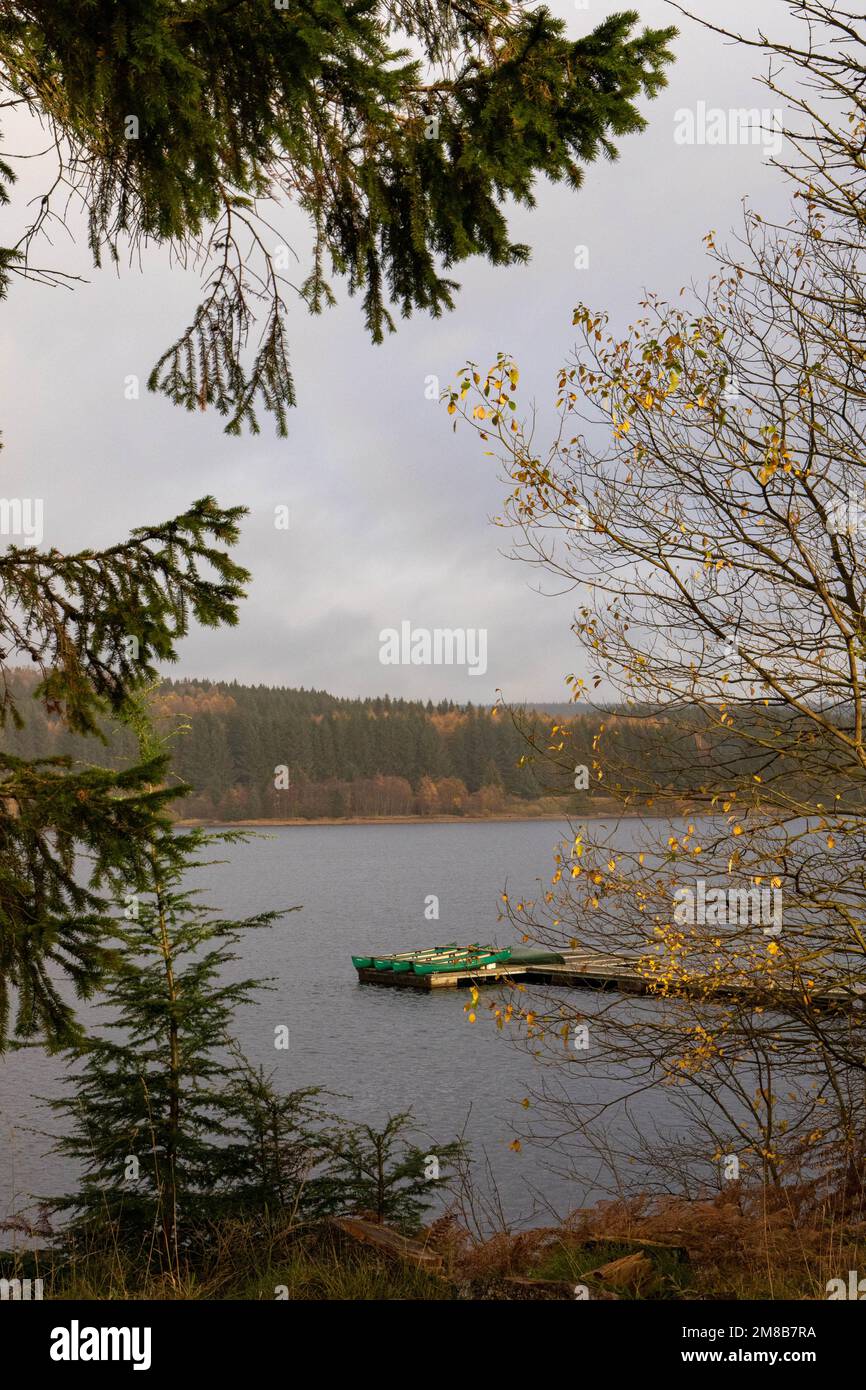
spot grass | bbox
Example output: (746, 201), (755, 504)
(530, 1238), (694, 1299)
(235, 1249), (452, 1301)
(4, 1184), (865, 1300)
(0, 1227), (452, 1302)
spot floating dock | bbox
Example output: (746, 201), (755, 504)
(354, 948), (633, 992)
(354, 947), (854, 1009)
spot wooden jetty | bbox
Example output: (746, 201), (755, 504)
(354, 948), (855, 1010)
(355, 950), (636, 992)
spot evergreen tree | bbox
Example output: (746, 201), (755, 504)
(209, 1052), (330, 1222)
(0, 2), (676, 434)
(0, 499), (249, 1047)
(415, 718), (445, 782)
(319, 1112), (462, 1233)
(50, 820), (298, 1274)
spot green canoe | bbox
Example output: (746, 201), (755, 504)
(413, 946), (512, 976)
(360, 942), (459, 972)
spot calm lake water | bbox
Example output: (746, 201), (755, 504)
(1, 818), (690, 1230)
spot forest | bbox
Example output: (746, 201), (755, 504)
(0, 669), (590, 820)
(3, 668), (843, 822)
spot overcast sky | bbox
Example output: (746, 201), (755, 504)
(0, 0), (796, 703)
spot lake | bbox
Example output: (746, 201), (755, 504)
(0, 818), (691, 1230)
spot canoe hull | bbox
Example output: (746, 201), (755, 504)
(413, 948), (511, 976)
(353, 943), (509, 976)
(359, 942), (459, 972)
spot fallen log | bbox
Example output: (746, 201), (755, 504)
(327, 1216), (444, 1273)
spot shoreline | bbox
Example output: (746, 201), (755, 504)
(176, 806), (666, 828)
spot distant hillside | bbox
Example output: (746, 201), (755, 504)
(6, 671), (829, 822)
(0, 672), (607, 822)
